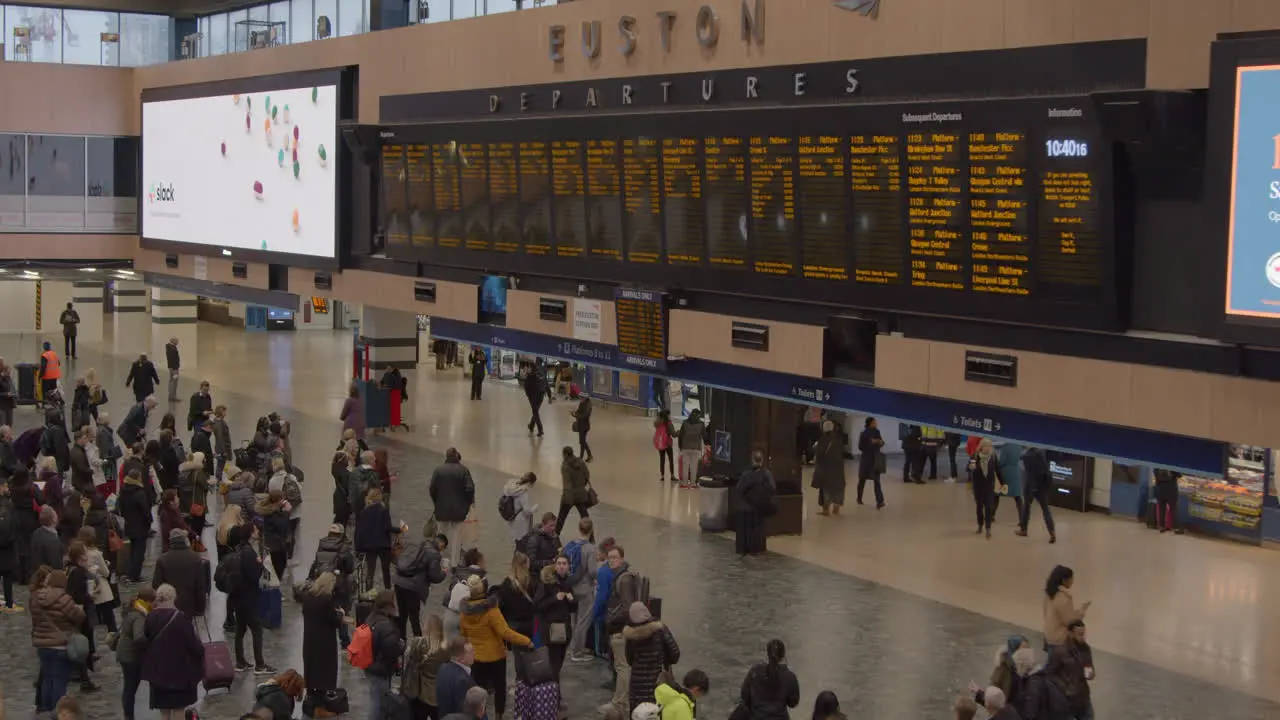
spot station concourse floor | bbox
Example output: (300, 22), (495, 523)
(0, 322), (1277, 719)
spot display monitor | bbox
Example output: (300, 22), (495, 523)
(142, 77), (341, 262)
(1225, 64), (1280, 319)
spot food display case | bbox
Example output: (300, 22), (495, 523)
(1178, 446), (1267, 544)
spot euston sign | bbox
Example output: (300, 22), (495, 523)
(550, 0), (765, 62)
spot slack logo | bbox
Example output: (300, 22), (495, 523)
(148, 183), (176, 203)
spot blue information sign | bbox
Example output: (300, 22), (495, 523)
(1226, 65), (1280, 318)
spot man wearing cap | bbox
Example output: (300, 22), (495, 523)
(152, 527), (210, 619)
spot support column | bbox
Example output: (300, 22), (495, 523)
(358, 306), (419, 370)
(706, 389), (805, 535)
(70, 280), (104, 345)
(150, 288), (199, 370)
(110, 280), (150, 356)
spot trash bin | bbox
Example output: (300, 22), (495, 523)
(698, 475), (731, 532)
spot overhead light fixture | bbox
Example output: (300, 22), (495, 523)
(23, 271), (40, 279)
(79, 267), (97, 272)
(118, 270), (136, 276)
(222, 249), (232, 256)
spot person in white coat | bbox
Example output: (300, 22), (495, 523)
(500, 473), (538, 545)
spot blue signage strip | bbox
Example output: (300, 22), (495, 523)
(428, 319), (1227, 475)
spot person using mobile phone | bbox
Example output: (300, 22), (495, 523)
(1042, 565), (1088, 656)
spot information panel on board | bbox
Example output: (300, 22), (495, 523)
(613, 288), (668, 370)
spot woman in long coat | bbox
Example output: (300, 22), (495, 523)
(811, 421), (846, 516)
(735, 452), (774, 556)
(301, 571), (345, 694)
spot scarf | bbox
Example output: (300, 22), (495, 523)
(133, 598), (151, 615)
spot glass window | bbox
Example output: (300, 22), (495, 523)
(290, 0), (313, 43)
(453, 0), (478, 20)
(248, 4), (268, 23)
(210, 13), (227, 55)
(228, 8), (247, 51)
(0, 134), (25, 229)
(62, 10), (118, 66)
(26, 135), (85, 230)
(5, 6), (62, 63)
(86, 136), (137, 231)
(487, 0), (518, 14)
(363, 0), (370, 28)
(313, 0), (336, 39)
(337, 0), (361, 36)
(420, 0), (448, 22)
(120, 13), (170, 66)
(198, 16), (209, 56)
(269, 1), (288, 40)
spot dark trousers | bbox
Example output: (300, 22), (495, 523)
(470, 375), (484, 400)
(234, 602), (265, 666)
(395, 586), (423, 639)
(1156, 496), (1177, 531)
(121, 661), (142, 719)
(578, 429), (592, 460)
(410, 699), (438, 720)
(287, 518), (301, 559)
(857, 473), (884, 506)
(556, 502), (591, 534)
(269, 548), (287, 583)
(547, 640), (567, 681)
(364, 549), (392, 589)
(126, 535), (147, 580)
(64, 334), (76, 359)
(528, 399), (544, 435)
(1020, 484), (1056, 533)
(0, 569), (13, 607)
(947, 445), (960, 478)
(657, 447), (674, 477)
(924, 447), (938, 479)
(903, 449), (925, 481)
(974, 482), (996, 530)
(473, 657), (508, 716)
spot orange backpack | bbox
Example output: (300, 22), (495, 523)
(347, 624), (374, 669)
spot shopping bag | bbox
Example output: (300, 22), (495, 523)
(259, 586), (283, 629)
(513, 646), (554, 686)
(458, 506), (480, 551)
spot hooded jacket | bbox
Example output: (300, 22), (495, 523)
(253, 681), (296, 720)
(429, 460), (476, 523)
(520, 525), (562, 576)
(502, 478), (536, 542)
(366, 609), (406, 678)
(677, 414), (706, 451)
(655, 682), (697, 720)
(257, 496), (292, 553)
(625, 620), (681, 708)
(532, 565), (578, 626)
(393, 539), (447, 597)
(560, 455), (591, 506)
(178, 458), (209, 515)
(30, 585), (86, 648)
(225, 479), (257, 522)
(152, 533), (209, 617)
(459, 595), (531, 662)
(30, 525), (63, 574)
(115, 600), (150, 664)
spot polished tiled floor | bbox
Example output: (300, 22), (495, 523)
(0, 322), (1278, 719)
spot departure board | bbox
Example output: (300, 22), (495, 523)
(850, 134), (904, 284)
(405, 143), (432, 246)
(622, 137), (662, 264)
(458, 143), (489, 251)
(1038, 133), (1102, 298)
(798, 135), (847, 280)
(381, 144), (409, 245)
(519, 141), (552, 256)
(488, 142), (519, 253)
(662, 137), (703, 265)
(380, 96), (1116, 329)
(705, 136), (748, 269)
(432, 143), (462, 248)
(968, 132), (1030, 295)
(906, 131), (965, 290)
(586, 139), (622, 260)
(614, 288), (667, 370)
(551, 140), (587, 258)
(750, 135), (796, 276)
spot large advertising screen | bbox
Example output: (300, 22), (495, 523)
(142, 84), (338, 259)
(1225, 65), (1280, 319)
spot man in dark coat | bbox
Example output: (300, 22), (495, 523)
(735, 451), (775, 556)
(118, 397), (156, 447)
(810, 420), (846, 515)
(187, 381), (212, 432)
(520, 512), (562, 575)
(436, 637), (477, 717)
(191, 418), (215, 477)
(68, 431), (95, 496)
(0, 482), (19, 609)
(41, 409), (71, 474)
(153, 529), (209, 618)
(118, 470), (152, 583)
(58, 302), (80, 359)
(230, 524), (275, 673)
(29, 506), (62, 575)
(125, 354), (160, 404)
(1017, 447), (1056, 543)
(164, 338), (181, 402)
(428, 448), (475, 565)
(524, 364), (547, 436)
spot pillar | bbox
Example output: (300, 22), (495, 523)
(705, 389), (805, 535)
(110, 280), (150, 356)
(358, 306), (419, 370)
(70, 280), (104, 345)
(150, 288), (199, 370)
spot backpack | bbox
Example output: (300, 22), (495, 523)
(347, 624), (374, 669)
(498, 493), (518, 523)
(282, 474), (303, 508)
(214, 552), (244, 594)
(563, 539), (585, 578)
(400, 638), (426, 699)
(606, 568), (644, 632)
(396, 542), (429, 578)
(310, 548), (339, 579)
(0, 500), (16, 547)
(653, 424), (671, 451)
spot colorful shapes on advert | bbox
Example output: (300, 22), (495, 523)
(277, 149), (285, 167)
(220, 142), (226, 157)
(293, 126), (299, 142)
(292, 209), (300, 232)
(233, 94), (240, 105)
(292, 148), (298, 164)
(271, 106), (278, 121)
(317, 144), (327, 167)
(312, 87), (318, 103)
(253, 181), (264, 198)
(262, 240), (268, 250)
(245, 113), (250, 131)
(246, 97), (251, 110)
(293, 161), (300, 179)
(283, 105), (290, 123)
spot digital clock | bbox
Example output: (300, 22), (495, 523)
(1045, 139), (1089, 158)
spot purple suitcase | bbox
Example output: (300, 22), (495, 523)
(203, 640), (235, 692)
(514, 681), (559, 720)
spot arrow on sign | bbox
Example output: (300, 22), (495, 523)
(834, 0), (880, 18)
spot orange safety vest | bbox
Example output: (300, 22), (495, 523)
(41, 350), (60, 380)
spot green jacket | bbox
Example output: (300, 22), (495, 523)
(561, 456), (591, 505)
(655, 682), (696, 720)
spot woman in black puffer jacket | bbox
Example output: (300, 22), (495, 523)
(740, 639), (800, 720)
(532, 557), (577, 681)
(624, 601), (680, 712)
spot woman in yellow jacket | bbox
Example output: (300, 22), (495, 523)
(1042, 564), (1088, 654)
(459, 574), (533, 720)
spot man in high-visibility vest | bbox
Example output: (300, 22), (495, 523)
(39, 341), (61, 404)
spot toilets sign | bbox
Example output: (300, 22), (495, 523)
(791, 385), (831, 403)
(952, 414), (1003, 433)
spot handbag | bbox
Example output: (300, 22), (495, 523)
(873, 452), (887, 475)
(584, 485), (599, 509)
(514, 646), (554, 686)
(190, 502), (206, 517)
(548, 621), (568, 644)
(66, 632), (91, 663)
(107, 529), (124, 553)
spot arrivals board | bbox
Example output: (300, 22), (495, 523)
(614, 288), (668, 370)
(381, 96), (1115, 329)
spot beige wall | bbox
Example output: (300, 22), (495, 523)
(135, 248), (271, 289)
(0, 234), (135, 260)
(669, 309), (823, 377)
(286, 267), (478, 323)
(506, 289), (618, 344)
(875, 334), (1280, 448)
(0, 64), (134, 136)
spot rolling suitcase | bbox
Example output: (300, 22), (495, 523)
(199, 621), (235, 693)
(15, 363), (36, 405)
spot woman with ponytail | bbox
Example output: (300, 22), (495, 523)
(738, 639), (800, 720)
